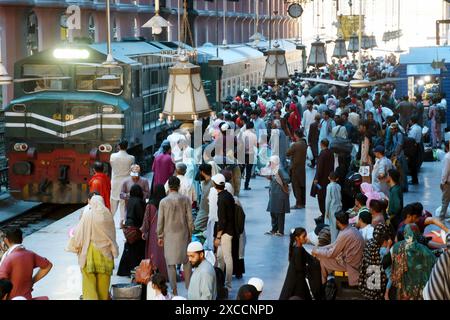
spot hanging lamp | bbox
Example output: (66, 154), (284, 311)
(332, 35), (348, 59)
(162, 54), (211, 122)
(308, 36), (327, 68)
(142, 0), (171, 35)
(263, 41), (290, 85)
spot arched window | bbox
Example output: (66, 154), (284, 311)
(88, 14), (96, 42)
(60, 12), (68, 41)
(26, 11), (38, 56)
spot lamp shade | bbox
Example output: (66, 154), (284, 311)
(332, 36), (348, 59)
(361, 34), (371, 50)
(347, 33), (359, 53)
(263, 41), (290, 82)
(163, 56), (212, 121)
(307, 38), (327, 67)
(369, 35), (377, 48)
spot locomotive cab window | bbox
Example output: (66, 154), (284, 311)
(75, 65), (123, 95)
(22, 64), (70, 93)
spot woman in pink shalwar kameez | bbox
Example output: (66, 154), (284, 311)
(141, 184), (168, 279)
(151, 144), (175, 191)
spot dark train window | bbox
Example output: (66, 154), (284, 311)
(151, 71), (158, 86)
(133, 69), (140, 98)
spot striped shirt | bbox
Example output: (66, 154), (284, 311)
(424, 252), (450, 300)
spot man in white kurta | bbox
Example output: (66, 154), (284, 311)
(109, 140), (135, 220)
(302, 101), (318, 138)
(164, 163), (197, 204)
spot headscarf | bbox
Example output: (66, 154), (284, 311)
(126, 184), (147, 227)
(154, 140), (170, 157)
(66, 195), (119, 268)
(358, 223), (389, 300)
(269, 155), (280, 175)
(360, 183), (385, 207)
(391, 224), (436, 300)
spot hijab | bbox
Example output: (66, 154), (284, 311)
(358, 223), (389, 300)
(391, 224), (436, 300)
(126, 184), (146, 227)
(269, 155), (280, 175)
(66, 195), (119, 268)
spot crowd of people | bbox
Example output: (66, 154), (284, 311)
(1, 56), (450, 301)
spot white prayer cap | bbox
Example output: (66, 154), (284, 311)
(187, 241), (204, 253)
(248, 278), (264, 292)
(211, 173), (226, 186)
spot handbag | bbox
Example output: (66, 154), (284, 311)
(135, 259), (156, 285)
(123, 226), (142, 245)
(330, 126), (353, 154)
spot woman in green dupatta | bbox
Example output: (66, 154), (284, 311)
(391, 223), (436, 300)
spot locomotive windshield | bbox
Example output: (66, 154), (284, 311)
(75, 65), (123, 95)
(22, 64), (70, 93)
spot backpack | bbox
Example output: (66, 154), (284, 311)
(234, 203), (246, 235)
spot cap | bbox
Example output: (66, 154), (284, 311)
(373, 145), (385, 154)
(211, 174), (226, 186)
(187, 241), (204, 253)
(248, 278), (264, 292)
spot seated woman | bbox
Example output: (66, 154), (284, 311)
(391, 224), (436, 300)
(358, 223), (390, 300)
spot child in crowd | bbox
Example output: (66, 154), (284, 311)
(325, 171), (342, 242)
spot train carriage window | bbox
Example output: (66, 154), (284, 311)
(76, 65), (123, 95)
(151, 71), (159, 86)
(132, 69), (140, 98)
(22, 64), (70, 93)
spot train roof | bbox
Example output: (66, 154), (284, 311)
(197, 38), (300, 65)
(400, 46), (450, 64)
(196, 43), (264, 65)
(8, 92), (130, 111)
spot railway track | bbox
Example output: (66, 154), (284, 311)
(0, 203), (84, 237)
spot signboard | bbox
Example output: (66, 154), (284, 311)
(338, 15), (365, 41)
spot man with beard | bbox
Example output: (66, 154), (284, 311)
(187, 241), (217, 300)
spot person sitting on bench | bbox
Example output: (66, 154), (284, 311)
(311, 211), (365, 287)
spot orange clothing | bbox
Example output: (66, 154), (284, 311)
(89, 173), (112, 210)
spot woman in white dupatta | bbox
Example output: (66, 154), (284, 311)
(67, 195), (119, 300)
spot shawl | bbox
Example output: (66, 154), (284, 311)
(88, 172), (111, 210)
(391, 224), (436, 300)
(66, 195), (119, 268)
(358, 223), (389, 300)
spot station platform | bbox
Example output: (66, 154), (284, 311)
(22, 161), (445, 300)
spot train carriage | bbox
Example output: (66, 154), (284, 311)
(5, 39), (303, 204)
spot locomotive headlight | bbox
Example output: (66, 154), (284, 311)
(99, 144), (112, 153)
(102, 105), (115, 113)
(53, 48), (90, 60)
(14, 143), (28, 152)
